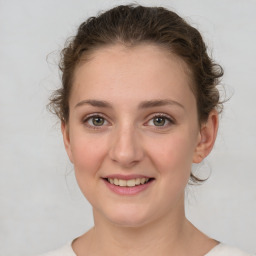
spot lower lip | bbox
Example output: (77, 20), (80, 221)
(103, 179), (154, 195)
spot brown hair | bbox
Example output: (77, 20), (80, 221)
(49, 4), (224, 183)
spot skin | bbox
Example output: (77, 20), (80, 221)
(62, 44), (219, 256)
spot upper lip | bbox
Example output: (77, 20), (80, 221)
(103, 174), (153, 180)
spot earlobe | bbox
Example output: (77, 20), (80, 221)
(193, 110), (219, 163)
(61, 121), (74, 163)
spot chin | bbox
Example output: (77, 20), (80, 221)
(109, 216), (150, 228)
(97, 204), (153, 228)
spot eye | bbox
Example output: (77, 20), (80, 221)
(146, 114), (174, 128)
(90, 116), (105, 126)
(83, 114), (109, 128)
(152, 116), (167, 126)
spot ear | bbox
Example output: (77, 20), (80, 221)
(193, 110), (219, 163)
(61, 121), (74, 163)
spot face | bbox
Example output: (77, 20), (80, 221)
(62, 44), (216, 227)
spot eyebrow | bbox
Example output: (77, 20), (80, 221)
(75, 99), (184, 109)
(138, 99), (184, 109)
(75, 99), (112, 108)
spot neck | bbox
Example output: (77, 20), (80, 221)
(74, 198), (204, 256)
(97, 218), (189, 255)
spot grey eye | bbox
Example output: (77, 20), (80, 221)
(153, 117), (166, 126)
(91, 117), (105, 126)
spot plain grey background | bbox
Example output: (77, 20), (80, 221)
(0, 0), (255, 255)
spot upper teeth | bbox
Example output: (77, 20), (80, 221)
(107, 178), (149, 187)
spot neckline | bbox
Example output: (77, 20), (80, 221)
(204, 243), (223, 255)
(69, 240), (223, 256)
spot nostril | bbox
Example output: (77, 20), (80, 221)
(108, 133), (144, 166)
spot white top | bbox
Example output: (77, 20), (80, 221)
(39, 242), (254, 256)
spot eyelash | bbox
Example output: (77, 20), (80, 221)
(145, 113), (175, 128)
(82, 113), (175, 129)
(82, 113), (110, 129)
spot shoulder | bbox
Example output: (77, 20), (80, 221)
(37, 242), (76, 256)
(206, 243), (254, 256)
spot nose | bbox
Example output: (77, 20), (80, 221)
(109, 124), (144, 168)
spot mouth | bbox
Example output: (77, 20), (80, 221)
(103, 177), (154, 187)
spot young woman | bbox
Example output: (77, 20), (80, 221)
(41, 4), (253, 256)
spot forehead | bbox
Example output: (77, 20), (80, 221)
(71, 44), (195, 108)
(76, 43), (192, 82)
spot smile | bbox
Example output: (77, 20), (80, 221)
(107, 178), (151, 187)
(103, 176), (155, 195)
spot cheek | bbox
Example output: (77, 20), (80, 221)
(147, 131), (197, 176)
(69, 134), (109, 204)
(70, 133), (108, 179)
